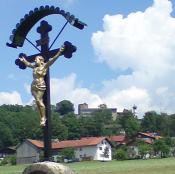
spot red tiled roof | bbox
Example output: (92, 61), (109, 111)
(53, 137), (106, 149)
(27, 137), (108, 149)
(27, 139), (44, 148)
(138, 132), (162, 139)
(108, 135), (125, 142)
(139, 132), (155, 138)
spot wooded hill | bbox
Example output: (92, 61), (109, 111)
(0, 102), (175, 150)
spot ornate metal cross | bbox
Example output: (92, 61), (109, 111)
(7, 6), (86, 161)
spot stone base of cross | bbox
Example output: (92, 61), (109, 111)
(23, 161), (75, 174)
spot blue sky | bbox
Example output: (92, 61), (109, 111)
(1, 0), (175, 117)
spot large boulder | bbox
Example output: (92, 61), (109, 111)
(23, 162), (75, 174)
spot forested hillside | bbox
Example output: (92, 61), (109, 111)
(0, 103), (175, 150)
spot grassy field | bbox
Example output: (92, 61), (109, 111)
(0, 158), (175, 174)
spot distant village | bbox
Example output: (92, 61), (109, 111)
(76, 102), (136, 120)
(0, 102), (174, 165)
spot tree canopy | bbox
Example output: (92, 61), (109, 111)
(55, 100), (74, 115)
(0, 103), (175, 150)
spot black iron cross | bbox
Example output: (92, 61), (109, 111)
(15, 20), (76, 161)
(7, 5), (86, 162)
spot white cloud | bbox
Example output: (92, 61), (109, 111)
(103, 86), (151, 113)
(22, 74), (103, 112)
(0, 91), (22, 105)
(92, 0), (175, 73)
(91, 0), (175, 116)
(49, 74), (152, 116)
(50, 73), (103, 113)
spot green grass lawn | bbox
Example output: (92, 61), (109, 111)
(0, 158), (175, 174)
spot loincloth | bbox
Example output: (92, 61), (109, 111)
(31, 80), (46, 91)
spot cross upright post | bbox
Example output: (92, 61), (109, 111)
(37, 20), (52, 161)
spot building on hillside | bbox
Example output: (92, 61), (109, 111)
(107, 135), (126, 147)
(78, 103), (117, 120)
(127, 132), (162, 159)
(16, 137), (112, 164)
(136, 132), (161, 143)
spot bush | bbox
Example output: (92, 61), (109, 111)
(113, 149), (128, 160)
(0, 155), (16, 165)
(0, 157), (8, 165)
(60, 148), (75, 161)
(153, 139), (170, 158)
(9, 155), (16, 165)
(137, 141), (152, 159)
(39, 151), (44, 162)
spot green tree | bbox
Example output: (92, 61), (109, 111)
(52, 113), (68, 140)
(78, 116), (90, 137)
(0, 122), (13, 149)
(153, 139), (170, 158)
(141, 111), (158, 132)
(89, 109), (114, 136)
(113, 148), (128, 160)
(141, 111), (168, 136)
(0, 105), (42, 147)
(60, 148), (75, 160)
(168, 114), (175, 137)
(92, 109), (113, 124)
(56, 100), (74, 115)
(137, 140), (152, 159)
(62, 113), (80, 139)
(118, 110), (140, 138)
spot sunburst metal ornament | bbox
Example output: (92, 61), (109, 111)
(7, 5), (87, 48)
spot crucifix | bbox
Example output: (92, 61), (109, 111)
(17, 20), (76, 161)
(7, 6), (86, 162)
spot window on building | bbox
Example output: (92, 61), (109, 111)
(99, 147), (102, 150)
(79, 148), (82, 151)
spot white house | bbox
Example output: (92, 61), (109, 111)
(16, 137), (112, 164)
(72, 137), (112, 161)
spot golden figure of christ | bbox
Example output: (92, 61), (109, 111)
(19, 46), (65, 126)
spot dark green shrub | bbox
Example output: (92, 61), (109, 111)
(0, 155), (16, 165)
(60, 148), (75, 161)
(113, 148), (128, 160)
(0, 157), (8, 165)
(9, 155), (16, 165)
(39, 151), (44, 162)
